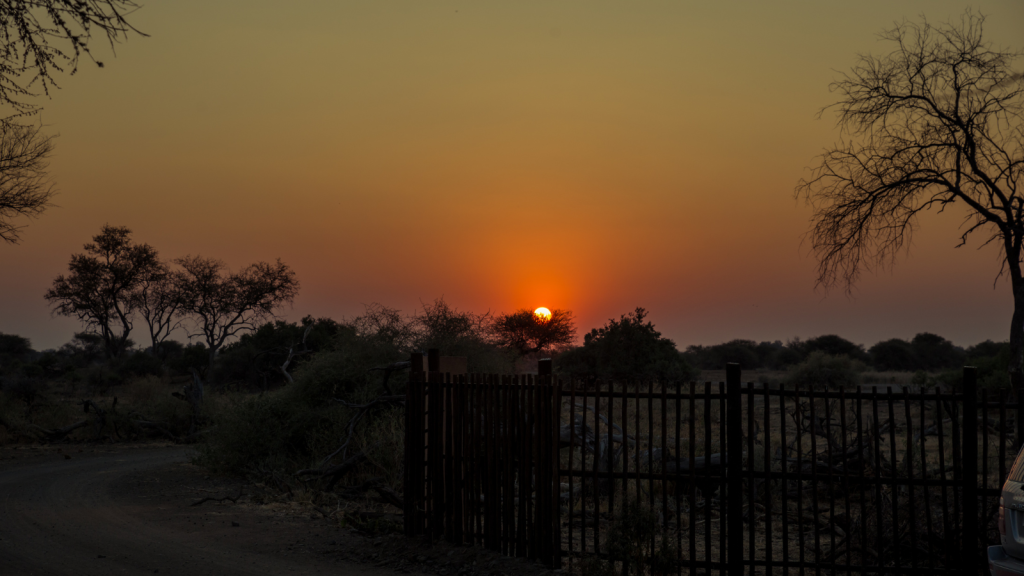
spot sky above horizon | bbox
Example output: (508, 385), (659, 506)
(2, 1), (1023, 353)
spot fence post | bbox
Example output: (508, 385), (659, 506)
(405, 352), (425, 536)
(726, 363), (743, 576)
(428, 348), (440, 373)
(538, 358), (551, 377)
(962, 366), (978, 570)
(427, 348), (443, 541)
(1017, 376), (1024, 451)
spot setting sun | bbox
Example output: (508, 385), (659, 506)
(533, 307), (552, 321)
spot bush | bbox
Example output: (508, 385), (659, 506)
(575, 502), (676, 576)
(215, 316), (347, 389)
(197, 316), (410, 486)
(121, 350), (164, 377)
(787, 351), (866, 389)
(558, 308), (697, 384)
(166, 342), (208, 376)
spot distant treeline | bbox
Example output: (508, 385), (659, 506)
(1, 323), (1010, 392)
(682, 333), (1008, 376)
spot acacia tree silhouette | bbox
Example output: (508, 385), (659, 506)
(174, 255), (299, 378)
(44, 225), (161, 359)
(491, 308), (576, 356)
(796, 12), (1024, 388)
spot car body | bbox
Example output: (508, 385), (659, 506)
(991, 446), (1024, 576)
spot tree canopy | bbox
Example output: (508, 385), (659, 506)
(491, 308), (576, 356)
(559, 307), (695, 384)
(175, 255), (299, 375)
(44, 225), (160, 359)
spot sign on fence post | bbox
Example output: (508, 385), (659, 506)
(726, 363), (743, 576)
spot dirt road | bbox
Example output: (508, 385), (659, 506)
(0, 446), (426, 576)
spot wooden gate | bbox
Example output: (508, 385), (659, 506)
(404, 351), (562, 567)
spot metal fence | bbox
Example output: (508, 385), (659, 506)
(404, 357), (1018, 575)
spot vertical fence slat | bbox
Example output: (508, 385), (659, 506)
(764, 382), (774, 575)
(726, 364), (742, 576)
(934, 386), (951, 569)
(810, 385), (823, 576)
(746, 380), (755, 572)
(718, 381), (727, 571)
(963, 366), (978, 571)
(839, 389), (851, 576)
(673, 379), (682, 567)
(920, 388), (935, 573)
(567, 379), (576, 558)
(692, 379), (700, 565)
(902, 388), (918, 569)
(797, 383), (807, 572)
(780, 384), (791, 573)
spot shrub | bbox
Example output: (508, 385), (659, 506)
(197, 319), (410, 486)
(787, 351), (866, 389)
(559, 308), (696, 384)
(575, 502), (676, 576)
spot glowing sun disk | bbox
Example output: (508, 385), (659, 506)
(534, 307), (552, 321)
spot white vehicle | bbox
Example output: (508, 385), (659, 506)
(991, 447), (1024, 576)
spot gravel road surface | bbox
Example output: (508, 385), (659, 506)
(0, 446), (413, 576)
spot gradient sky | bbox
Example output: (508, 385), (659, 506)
(2, 1), (1023, 352)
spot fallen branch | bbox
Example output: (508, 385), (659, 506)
(369, 361), (411, 395)
(31, 419), (89, 442)
(319, 392), (403, 469)
(339, 476), (405, 508)
(191, 486), (244, 507)
(279, 325), (314, 384)
(296, 449), (370, 490)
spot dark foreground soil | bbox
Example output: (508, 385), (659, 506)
(0, 444), (560, 576)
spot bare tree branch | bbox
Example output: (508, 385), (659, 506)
(0, 123), (54, 243)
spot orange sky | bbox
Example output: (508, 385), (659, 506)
(2, 1), (1022, 351)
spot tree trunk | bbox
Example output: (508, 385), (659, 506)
(207, 346), (218, 384)
(1011, 272), (1024, 448)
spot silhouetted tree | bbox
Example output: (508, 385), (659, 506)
(353, 302), (416, 350)
(0, 2), (145, 240)
(0, 124), (54, 243)
(135, 262), (184, 357)
(799, 335), (869, 364)
(909, 332), (965, 370)
(175, 255), (299, 376)
(45, 225), (160, 359)
(413, 298), (512, 372)
(796, 13), (1024, 388)
(491, 307), (576, 356)
(684, 340), (761, 370)
(0, 333), (33, 372)
(415, 297), (488, 351)
(560, 307), (695, 384)
(216, 316), (344, 388)
(870, 339), (918, 371)
(0, 1), (144, 122)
